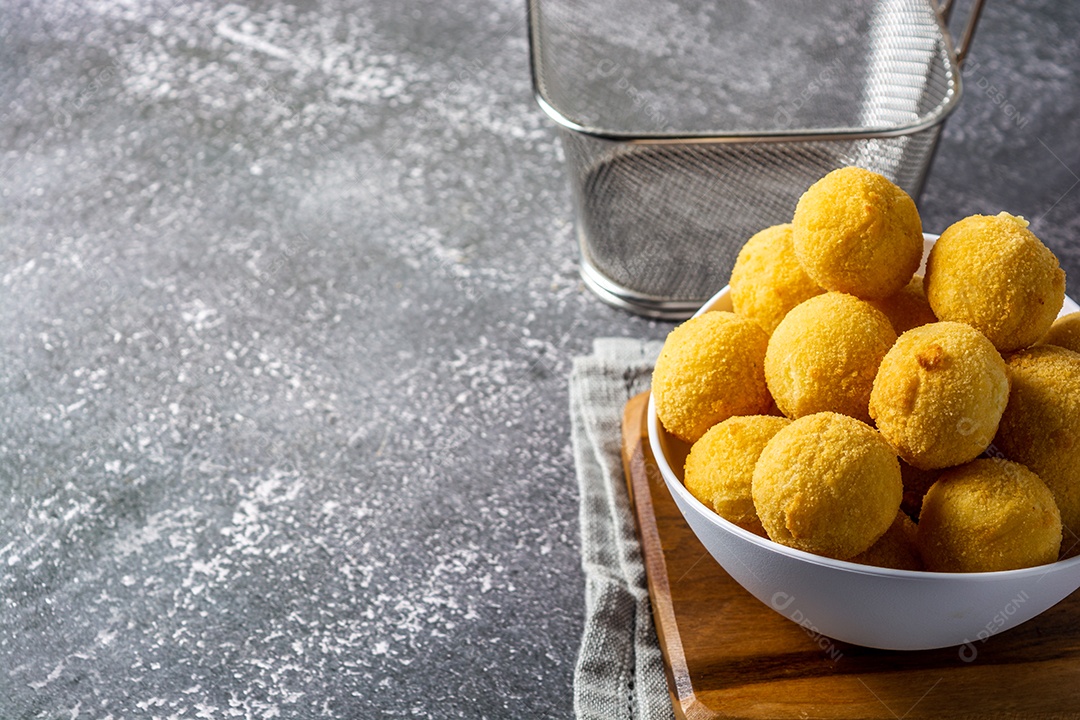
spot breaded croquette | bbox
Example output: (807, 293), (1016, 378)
(653, 311), (773, 443)
(870, 322), (1009, 470)
(752, 412), (902, 560)
(925, 212), (1065, 352)
(918, 459), (1061, 572)
(684, 415), (791, 536)
(850, 511), (923, 571)
(869, 275), (938, 335)
(792, 167), (923, 300)
(1040, 312), (1080, 354)
(994, 345), (1080, 542)
(765, 292), (896, 424)
(730, 224), (824, 335)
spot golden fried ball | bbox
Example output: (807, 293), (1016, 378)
(730, 224), (824, 335)
(792, 167), (923, 300)
(869, 322), (1010, 470)
(752, 412), (902, 560)
(899, 460), (939, 520)
(683, 415), (791, 536)
(1040, 312), (1080, 354)
(994, 346), (1080, 541)
(917, 459), (1062, 572)
(868, 275), (938, 335)
(925, 213), (1065, 352)
(765, 292), (897, 423)
(850, 511), (923, 571)
(653, 311), (772, 443)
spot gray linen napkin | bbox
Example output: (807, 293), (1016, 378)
(570, 338), (675, 720)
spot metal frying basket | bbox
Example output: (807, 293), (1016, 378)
(529, 0), (985, 319)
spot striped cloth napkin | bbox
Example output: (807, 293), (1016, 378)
(569, 338), (674, 720)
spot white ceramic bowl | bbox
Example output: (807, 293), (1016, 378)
(648, 235), (1080, 650)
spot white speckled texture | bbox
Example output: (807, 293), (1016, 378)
(0, 0), (1078, 717)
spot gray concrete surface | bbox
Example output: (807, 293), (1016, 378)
(0, 1), (1077, 717)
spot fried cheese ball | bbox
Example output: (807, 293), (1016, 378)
(925, 212), (1065, 352)
(917, 459), (1061, 572)
(792, 167), (923, 300)
(868, 275), (938, 335)
(994, 346), (1080, 540)
(752, 413), (902, 560)
(869, 322), (1010, 470)
(683, 415), (791, 536)
(730, 224), (824, 335)
(765, 292), (897, 424)
(1040, 312), (1080, 354)
(899, 460), (939, 520)
(653, 311), (772, 443)
(850, 511), (923, 571)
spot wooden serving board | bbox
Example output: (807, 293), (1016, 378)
(620, 391), (1080, 720)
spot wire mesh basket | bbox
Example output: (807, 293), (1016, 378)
(529, 0), (984, 318)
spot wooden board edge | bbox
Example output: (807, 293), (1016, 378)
(621, 392), (714, 720)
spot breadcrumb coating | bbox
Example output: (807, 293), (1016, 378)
(850, 511), (923, 571)
(653, 311), (772, 443)
(752, 412), (902, 560)
(1040, 312), (1080, 355)
(730, 224), (824, 335)
(917, 459), (1061, 572)
(899, 459), (939, 520)
(765, 292), (897, 423)
(870, 322), (1009, 470)
(994, 345), (1080, 541)
(868, 275), (938, 335)
(925, 212), (1065, 352)
(683, 415), (790, 536)
(792, 167), (923, 300)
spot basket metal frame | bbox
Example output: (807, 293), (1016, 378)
(529, 0), (986, 319)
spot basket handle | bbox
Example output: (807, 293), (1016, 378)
(935, 0), (986, 65)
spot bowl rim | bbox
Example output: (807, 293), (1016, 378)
(648, 232), (1080, 581)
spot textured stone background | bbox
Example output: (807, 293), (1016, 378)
(0, 1), (1077, 718)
